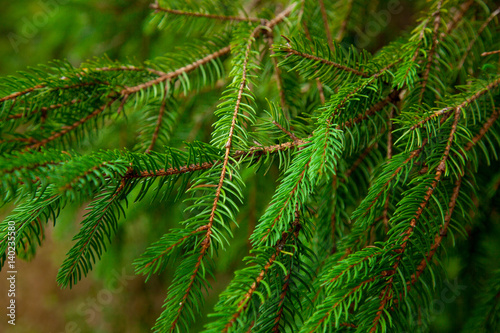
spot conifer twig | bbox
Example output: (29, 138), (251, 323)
(272, 120), (299, 141)
(280, 47), (369, 77)
(302, 22), (326, 103)
(445, 0), (475, 35)
(121, 46), (232, 95)
(418, 0), (443, 103)
(482, 50), (500, 56)
(87, 66), (166, 76)
(26, 98), (119, 150)
(410, 77), (500, 131)
(409, 176), (462, 285)
(5, 99), (81, 120)
(317, 0), (334, 50)
(0, 84), (45, 103)
(266, 31), (287, 110)
(370, 108), (462, 332)
(458, 7), (500, 70)
(150, 2), (261, 22)
(224, 214), (301, 332)
(145, 90), (168, 154)
(337, 0), (354, 42)
(464, 108), (500, 151)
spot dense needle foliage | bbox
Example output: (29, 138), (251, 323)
(1, 0), (500, 332)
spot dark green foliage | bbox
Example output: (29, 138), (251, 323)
(1, 0), (500, 332)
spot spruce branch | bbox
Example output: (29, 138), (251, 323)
(26, 97), (119, 150)
(121, 46), (232, 95)
(150, 2), (261, 22)
(458, 6), (500, 70)
(370, 108), (462, 332)
(279, 46), (369, 78)
(464, 108), (500, 151)
(0, 84), (45, 103)
(418, 0), (443, 103)
(410, 77), (500, 131)
(145, 89), (168, 154)
(408, 176), (462, 286)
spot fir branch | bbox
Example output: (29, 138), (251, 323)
(5, 99), (81, 121)
(339, 89), (400, 129)
(370, 108), (462, 332)
(145, 93), (168, 154)
(150, 2), (261, 22)
(409, 176), (462, 286)
(0, 84), (45, 103)
(57, 178), (129, 287)
(26, 97), (119, 150)
(464, 108), (500, 151)
(121, 46), (232, 95)
(222, 215), (302, 332)
(444, 0), (475, 35)
(280, 46), (369, 77)
(85, 65), (166, 76)
(458, 6), (500, 70)
(410, 77), (500, 131)
(306, 276), (378, 333)
(302, 22), (326, 104)
(266, 31), (287, 109)
(125, 140), (307, 180)
(419, 0), (443, 102)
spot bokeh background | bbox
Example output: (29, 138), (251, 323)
(0, 1), (498, 332)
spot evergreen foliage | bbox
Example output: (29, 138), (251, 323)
(1, 0), (500, 332)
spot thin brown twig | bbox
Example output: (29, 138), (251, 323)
(26, 98), (118, 150)
(302, 22), (326, 103)
(339, 90), (400, 129)
(0, 84), (45, 103)
(272, 120), (299, 141)
(85, 66), (167, 76)
(145, 89), (168, 154)
(419, 0), (443, 103)
(121, 46), (232, 96)
(482, 50), (500, 56)
(266, 31), (287, 110)
(337, 0), (354, 42)
(150, 2), (261, 22)
(318, 0), (334, 50)
(464, 108), (500, 151)
(5, 99), (81, 120)
(225, 217), (301, 332)
(445, 0), (475, 35)
(458, 7), (500, 70)
(408, 176), (462, 286)
(281, 47), (369, 77)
